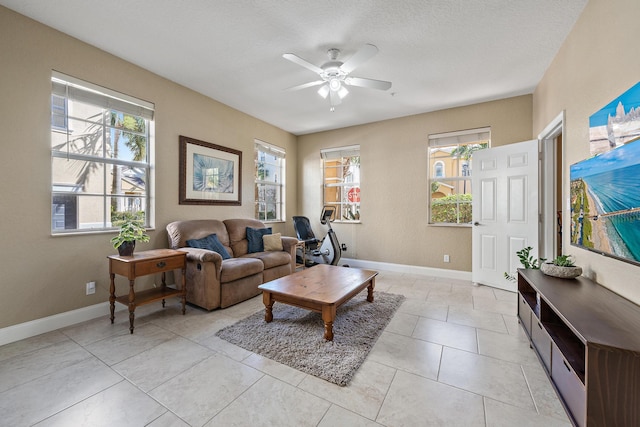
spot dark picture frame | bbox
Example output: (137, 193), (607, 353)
(179, 135), (242, 205)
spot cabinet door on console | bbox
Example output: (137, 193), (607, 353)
(552, 343), (585, 426)
(531, 319), (552, 372)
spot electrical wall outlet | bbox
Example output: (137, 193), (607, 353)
(444, 254), (450, 263)
(86, 281), (96, 295)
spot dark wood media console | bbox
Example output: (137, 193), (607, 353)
(517, 269), (640, 427)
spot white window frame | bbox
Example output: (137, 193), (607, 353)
(321, 145), (361, 222)
(50, 71), (155, 234)
(51, 94), (68, 131)
(428, 127), (490, 226)
(254, 139), (285, 222)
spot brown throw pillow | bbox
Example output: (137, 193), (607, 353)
(263, 233), (283, 251)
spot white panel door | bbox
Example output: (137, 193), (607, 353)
(472, 140), (539, 291)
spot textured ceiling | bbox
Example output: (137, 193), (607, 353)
(1, 0), (588, 135)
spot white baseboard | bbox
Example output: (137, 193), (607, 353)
(0, 302), (126, 347)
(2, 260), (470, 346)
(340, 258), (472, 281)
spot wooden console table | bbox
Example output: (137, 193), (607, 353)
(518, 268), (640, 426)
(108, 248), (187, 333)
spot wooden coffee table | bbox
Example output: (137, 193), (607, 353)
(258, 264), (378, 341)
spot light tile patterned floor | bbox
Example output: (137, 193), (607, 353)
(0, 270), (571, 426)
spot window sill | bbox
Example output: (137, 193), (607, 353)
(52, 227), (156, 237)
(428, 222), (472, 228)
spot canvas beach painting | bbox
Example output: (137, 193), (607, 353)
(570, 137), (640, 266)
(589, 81), (640, 156)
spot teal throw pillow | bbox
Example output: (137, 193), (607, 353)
(246, 227), (272, 253)
(186, 233), (231, 259)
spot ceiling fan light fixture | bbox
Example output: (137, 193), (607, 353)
(329, 77), (341, 91)
(317, 84), (329, 99)
(283, 43), (392, 109)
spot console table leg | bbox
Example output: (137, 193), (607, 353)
(180, 267), (187, 315)
(161, 271), (167, 307)
(128, 279), (136, 334)
(109, 273), (116, 324)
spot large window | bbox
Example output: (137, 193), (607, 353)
(428, 128), (490, 225)
(254, 140), (285, 221)
(322, 145), (360, 222)
(51, 72), (154, 233)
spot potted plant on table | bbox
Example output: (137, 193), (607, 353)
(111, 220), (150, 256)
(540, 254), (582, 279)
(504, 246), (546, 282)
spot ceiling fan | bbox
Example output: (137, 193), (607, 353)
(283, 44), (392, 111)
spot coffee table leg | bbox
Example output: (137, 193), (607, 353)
(322, 305), (336, 341)
(367, 278), (375, 302)
(263, 292), (274, 322)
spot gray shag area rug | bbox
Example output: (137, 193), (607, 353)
(215, 291), (405, 386)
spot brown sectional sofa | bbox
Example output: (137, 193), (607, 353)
(166, 218), (297, 310)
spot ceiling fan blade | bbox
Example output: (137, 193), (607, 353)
(345, 76), (392, 91)
(282, 53), (323, 75)
(330, 90), (342, 106)
(340, 44), (378, 73)
(285, 80), (325, 91)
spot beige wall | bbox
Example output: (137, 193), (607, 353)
(4, 0), (640, 331)
(533, 0), (640, 303)
(0, 7), (297, 328)
(297, 96), (533, 271)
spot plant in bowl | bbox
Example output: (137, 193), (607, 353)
(111, 220), (150, 256)
(550, 254), (575, 267)
(540, 254), (582, 279)
(504, 246), (546, 281)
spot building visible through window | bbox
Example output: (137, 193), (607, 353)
(50, 71), (154, 233)
(428, 128), (490, 225)
(254, 140), (285, 221)
(321, 145), (360, 222)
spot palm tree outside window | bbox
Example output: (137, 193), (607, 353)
(50, 72), (154, 233)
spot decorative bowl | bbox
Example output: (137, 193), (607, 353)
(540, 262), (582, 279)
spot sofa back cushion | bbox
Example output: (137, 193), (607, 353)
(186, 234), (231, 259)
(166, 220), (233, 256)
(246, 227), (272, 253)
(223, 218), (267, 257)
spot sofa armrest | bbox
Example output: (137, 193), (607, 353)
(281, 236), (298, 253)
(177, 247), (223, 266)
(281, 236), (298, 273)
(175, 247), (223, 310)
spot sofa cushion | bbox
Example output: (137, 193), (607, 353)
(223, 218), (269, 257)
(167, 219), (232, 256)
(220, 257), (264, 283)
(242, 251), (291, 270)
(246, 227), (272, 253)
(186, 233), (231, 259)
(263, 233), (283, 251)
